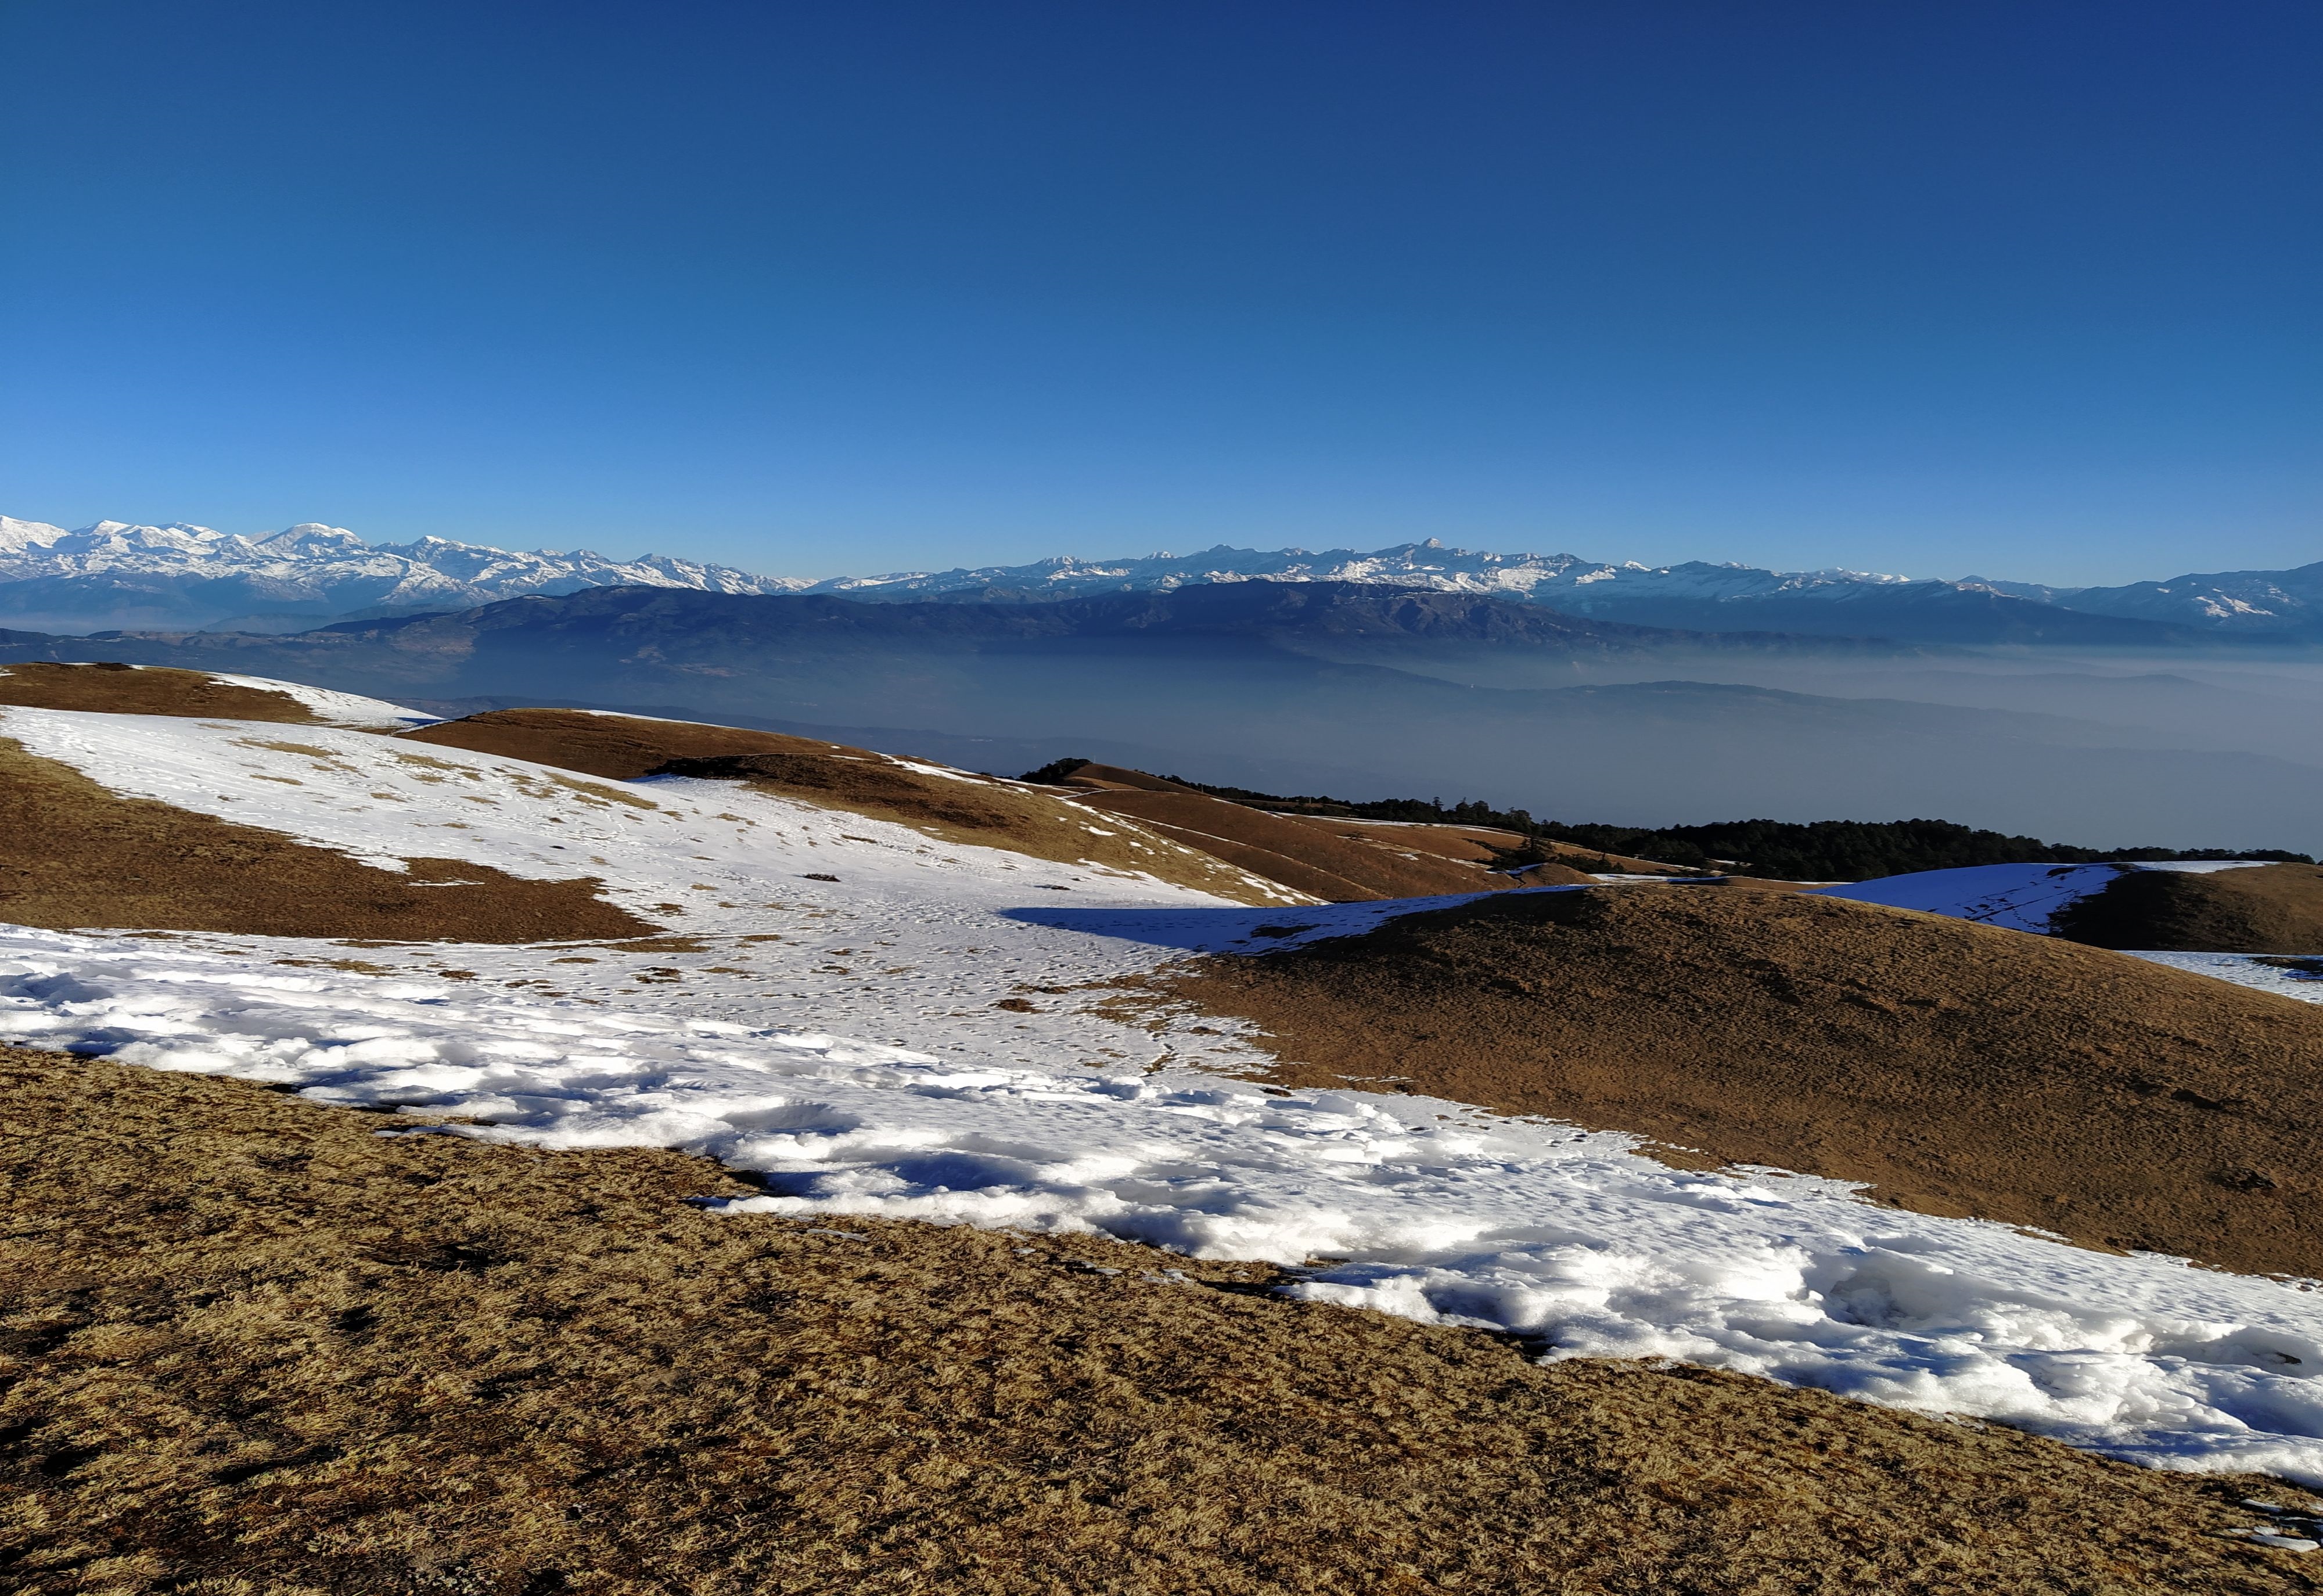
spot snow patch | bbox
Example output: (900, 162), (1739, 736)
(1810, 863), (2129, 932)
(4, 923), (2322, 1486)
(2127, 952), (2323, 1005)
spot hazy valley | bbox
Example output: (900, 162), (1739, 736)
(5, 539), (2320, 856)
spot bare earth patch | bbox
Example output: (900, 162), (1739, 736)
(1167, 886), (2323, 1280)
(0, 737), (653, 942)
(5, 1049), (2318, 1595)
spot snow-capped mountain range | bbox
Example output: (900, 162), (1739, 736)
(0, 516), (801, 634)
(808, 539), (2323, 637)
(811, 538), (1926, 604)
(0, 515), (2315, 641)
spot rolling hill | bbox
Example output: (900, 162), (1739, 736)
(7, 665), (2323, 1591)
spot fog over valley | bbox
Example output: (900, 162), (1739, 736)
(5, 534), (2319, 857)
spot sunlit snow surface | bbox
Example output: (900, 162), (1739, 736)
(1811, 862), (2133, 930)
(2127, 951), (2323, 1005)
(6, 706), (2323, 1484)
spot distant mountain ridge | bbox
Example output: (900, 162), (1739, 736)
(1965, 561), (2323, 634)
(1, 515), (2313, 643)
(812, 541), (2302, 643)
(0, 516), (802, 633)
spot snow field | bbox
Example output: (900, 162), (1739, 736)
(6, 704), (2323, 1485)
(8, 919), (2323, 1486)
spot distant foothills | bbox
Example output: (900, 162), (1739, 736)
(2, 514), (2320, 645)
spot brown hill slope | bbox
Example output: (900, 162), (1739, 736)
(404, 710), (1304, 904)
(1283, 813), (1531, 864)
(1170, 886), (2323, 1280)
(6, 1048), (2313, 1595)
(2055, 863), (2323, 954)
(401, 706), (831, 778)
(0, 738), (650, 941)
(1045, 762), (1585, 900)
(0, 661), (328, 725)
(1275, 813), (1698, 878)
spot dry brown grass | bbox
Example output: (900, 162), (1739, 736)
(1275, 815), (1697, 878)
(403, 710), (1300, 904)
(0, 663), (325, 724)
(5, 1047), (2318, 1595)
(1168, 885), (2323, 1279)
(2056, 864), (2323, 954)
(1048, 764), (1560, 900)
(1275, 815), (1534, 865)
(400, 708), (847, 779)
(0, 737), (652, 942)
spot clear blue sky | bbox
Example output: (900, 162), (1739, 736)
(2, 1), (2315, 584)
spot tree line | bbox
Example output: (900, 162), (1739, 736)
(1017, 759), (2309, 881)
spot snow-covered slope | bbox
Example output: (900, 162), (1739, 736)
(0, 518), (805, 632)
(2029, 560), (2323, 637)
(5, 701), (2323, 1484)
(1810, 862), (2134, 932)
(0, 516), (70, 555)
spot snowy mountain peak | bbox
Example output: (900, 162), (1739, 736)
(255, 522), (369, 556)
(0, 515), (803, 634)
(1, 512), (2311, 638)
(0, 517), (68, 555)
(57, 521), (246, 558)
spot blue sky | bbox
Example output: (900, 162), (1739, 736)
(2, 1), (2315, 584)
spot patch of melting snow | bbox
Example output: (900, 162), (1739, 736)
(2126, 952), (2323, 1005)
(1810, 863), (2129, 932)
(2234, 1497), (2323, 1547)
(6, 919), (2323, 1486)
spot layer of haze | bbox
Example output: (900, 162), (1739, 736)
(603, 642), (2323, 858)
(44, 604), (2320, 855)
(3, 0), (2317, 585)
